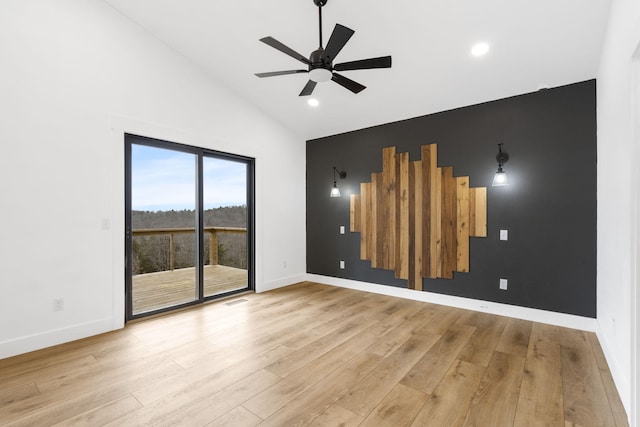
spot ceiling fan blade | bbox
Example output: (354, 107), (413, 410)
(322, 24), (355, 64)
(334, 56), (392, 71)
(255, 70), (308, 78)
(299, 80), (317, 96)
(260, 36), (311, 65)
(331, 72), (366, 94)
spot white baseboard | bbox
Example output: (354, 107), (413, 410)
(0, 317), (116, 360)
(257, 273), (307, 293)
(306, 274), (598, 332)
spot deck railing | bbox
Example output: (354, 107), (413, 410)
(132, 226), (247, 271)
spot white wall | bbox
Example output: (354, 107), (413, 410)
(0, 0), (306, 359)
(596, 0), (640, 420)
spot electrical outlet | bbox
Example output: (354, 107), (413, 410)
(500, 229), (508, 241)
(53, 298), (64, 312)
(499, 278), (508, 290)
(339, 260), (345, 269)
(339, 225), (345, 234)
(283, 260), (287, 269)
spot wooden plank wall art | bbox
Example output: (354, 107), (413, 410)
(350, 144), (487, 290)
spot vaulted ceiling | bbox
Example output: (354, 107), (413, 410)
(104, 0), (611, 140)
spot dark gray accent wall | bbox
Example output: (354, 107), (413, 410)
(306, 79), (596, 318)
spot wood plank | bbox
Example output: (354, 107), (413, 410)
(259, 351), (382, 427)
(421, 145), (434, 278)
(396, 151), (410, 279)
(469, 188), (477, 236)
(154, 369), (280, 426)
(337, 331), (440, 417)
(513, 323), (564, 427)
(411, 161), (423, 290)
(411, 359), (485, 427)
(350, 194), (360, 232)
(53, 395), (142, 426)
(473, 187), (487, 237)
(440, 166), (456, 278)
(371, 173), (380, 268)
(456, 176), (470, 272)
(435, 163), (442, 277)
(400, 323), (476, 394)
(560, 329), (617, 427)
(361, 182), (371, 260)
(360, 383), (428, 427)
(382, 146), (397, 270)
(457, 312), (508, 367)
(308, 404), (364, 427)
(461, 351), (526, 427)
(428, 144), (439, 277)
(496, 318), (533, 358)
(205, 406), (262, 427)
(244, 330), (378, 419)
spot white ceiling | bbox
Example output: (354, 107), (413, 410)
(103, 0), (611, 140)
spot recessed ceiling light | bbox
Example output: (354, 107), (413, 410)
(471, 42), (490, 57)
(307, 98), (319, 107)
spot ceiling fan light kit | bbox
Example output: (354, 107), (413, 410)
(255, 0), (392, 96)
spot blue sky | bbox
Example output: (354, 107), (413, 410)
(132, 144), (247, 211)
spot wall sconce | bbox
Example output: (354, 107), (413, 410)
(330, 167), (347, 197)
(492, 143), (509, 186)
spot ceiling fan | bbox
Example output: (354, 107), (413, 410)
(255, 0), (392, 96)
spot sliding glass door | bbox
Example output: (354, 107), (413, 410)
(125, 134), (253, 320)
(203, 156), (248, 297)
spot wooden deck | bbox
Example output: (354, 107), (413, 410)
(132, 265), (247, 314)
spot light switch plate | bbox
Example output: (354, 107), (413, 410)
(499, 278), (508, 290)
(500, 229), (508, 241)
(339, 260), (345, 269)
(340, 225), (345, 234)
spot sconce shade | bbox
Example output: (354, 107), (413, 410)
(491, 143), (509, 187)
(330, 167), (347, 198)
(492, 168), (508, 186)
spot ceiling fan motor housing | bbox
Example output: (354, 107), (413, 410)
(309, 48), (333, 82)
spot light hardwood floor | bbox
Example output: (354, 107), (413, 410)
(0, 282), (629, 426)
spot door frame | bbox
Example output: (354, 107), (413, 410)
(124, 133), (255, 321)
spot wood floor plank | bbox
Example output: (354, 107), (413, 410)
(513, 323), (564, 427)
(0, 383), (40, 408)
(337, 330), (440, 417)
(560, 329), (617, 427)
(130, 344), (289, 406)
(243, 330), (379, 419)
(366, 305), (440, 357)
(410, 359), (485, 427)
(258, 351), (383, 427)
(359, 383), (428, 427)
(461, 351), (525, 427)
(308, 404), (364, 427)
(457, 311), (508, 367)
(496, 317), (533, 358)
(51, 395), (142, 426)
(400, 323), (476, 394)
(204, 406), (262, 427)
(264, 316), (376, 378)
(153, 369), (280, 426)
